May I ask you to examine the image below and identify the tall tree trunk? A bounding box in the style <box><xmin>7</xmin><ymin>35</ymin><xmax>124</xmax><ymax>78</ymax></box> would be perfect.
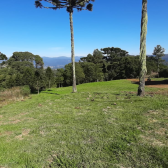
<box><xmin>157</xmin><ymin>59</ymin><xmax>159</xmax><ymax>78</ymax></box>
<box><xmin>49</xmin><ymin>80</ymin><xmax>50</xmax><ymax>88</ymax></box>
<box><xmin>138</xmin><ymin>0</ymin><xmax>148</xmax><ymax>96</ymax></box>
<box><xmin>69</xmin><ymin>11</ymin><xmax>77</xmax><ymax>93</ymax></box>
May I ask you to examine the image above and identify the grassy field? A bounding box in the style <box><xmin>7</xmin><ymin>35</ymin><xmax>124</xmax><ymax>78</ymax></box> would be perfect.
<box><xmin>0</xmin><ymin>79</ymin><xmax>168</xmax><ymax>168</ymax></box>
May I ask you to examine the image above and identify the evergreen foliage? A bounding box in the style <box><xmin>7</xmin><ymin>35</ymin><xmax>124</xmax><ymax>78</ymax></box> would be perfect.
<box><xmin>45</xmin><ymin>67</ymin><xmax>54</xmax><ymax>88</ymax></box>
<box><xmin>0</xmin><ymin>47</ymin><xmax>167</xmax><ymax>92</ymax></box>
<box><xmin>22</xmin><ymin>68</ymin><xmax>34</xmax><ymax>89</ymax></box>
<box><xmin>64</xmin><ymin>62</ymin><xmax>85</xmax><ymax>86</ymax></box>
<box><xmin>0</xmin><ymin>52</ymin><xmax>47</xmax><ymax>93</ymax></box>
<box><xmin>21</xmin><ymin>85</ymin><xmax>30</xmax><ymax>96</ymax></box>
<box><xmin>152</xmin><ymin>45</ymin><xmax>165</xmax><ymax>77</ymax></box>
<box><xmin>55</xmin><ymin>68</ymin><xmax>64</xmax><ymax>88</ymax></box>
<box><xmin>0</xmin><ymin>52</ymin><xmax>7</xmax><ymax>69</ymax></box>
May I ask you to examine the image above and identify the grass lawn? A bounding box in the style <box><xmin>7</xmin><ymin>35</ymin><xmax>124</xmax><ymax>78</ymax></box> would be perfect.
<box><xmin>0</xmin><ymin>79</ymin><xmax>168</xmax><ymax>167</ymax></box>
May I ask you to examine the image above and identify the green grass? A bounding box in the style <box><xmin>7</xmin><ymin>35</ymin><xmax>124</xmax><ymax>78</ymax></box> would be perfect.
<box><xmin>0</xmin><ymin>79</ymin><xmax>168</xmax><ymax>167</ymax></box>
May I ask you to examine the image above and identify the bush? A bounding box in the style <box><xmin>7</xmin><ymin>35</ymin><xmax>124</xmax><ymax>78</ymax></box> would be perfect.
<box><xmin>21</xmin><ymin>85</ymin><xmax>30</xmax><ymax>96</ymax></box>
<box><xmin>159</xmin><ymin>68</ymin><xmax>168</xmax><ymax>78</ymax></box>
<box><xmin>0</xmin><ymin>87</ymin><xmax>5</xmax><ymax>92</ymax></box>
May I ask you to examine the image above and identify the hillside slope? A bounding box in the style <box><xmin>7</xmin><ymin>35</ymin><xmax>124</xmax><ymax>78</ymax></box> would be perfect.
<box><xmin>0</xmin><ymin>80</ymin><xmax>168</xmax><ymax>167</ymax></box>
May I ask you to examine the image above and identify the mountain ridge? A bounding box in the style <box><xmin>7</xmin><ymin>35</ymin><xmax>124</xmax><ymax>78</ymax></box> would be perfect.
<box><xmin>42</xmin><ymin>55</ymin><xmax>168</xmax><ymax>69</ymax></box>
<box><xmin>42</xmin><ymin>56</ymin><xmax>82</xmax><ymax>69</ymax></box>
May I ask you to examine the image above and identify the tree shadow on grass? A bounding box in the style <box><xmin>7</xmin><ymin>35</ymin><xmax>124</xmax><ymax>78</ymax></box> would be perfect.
<box><xmin>42</xmin><ymin>89</ymin><xmax>60</xmax><ymax>95</ymax></box>
<box><xmin>31</xmin><ymin>89</ymin><xmax>60</xmax><ymax>95</ymax></box>
<box><xmin>132</xmin><ymin>79</ymin><xmax>168</xmax><ymax>85</ymax></box>
<box><xmin>42</xmin><ymin>92</ymin><xmax>60</xmax><ymax>95</ymax></box>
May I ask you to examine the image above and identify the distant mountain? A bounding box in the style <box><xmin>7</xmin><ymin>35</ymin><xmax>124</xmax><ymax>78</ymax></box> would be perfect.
<box><xmin>42</xmin><ymin>56</ymin><xmax>83</xmax><ymax>69</ymax></box>
<box><xmin>147</xmin><ymin>54</ymin><xmax>168</xmax><ymax>62</ymax></box>
<box><xmin>162</xmin><ymin>54</ymin><xmax>168</xmax><ymax>62</ymax></box>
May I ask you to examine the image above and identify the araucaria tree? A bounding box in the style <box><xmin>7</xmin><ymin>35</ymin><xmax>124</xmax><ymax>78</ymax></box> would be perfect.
<box><xmin>138</xmin><ymin>0</ymin><xmax>148</xmax><ymax>96</ymax></box>
<box><xmin>152</xmin><ymin>45</ymin><xmax>165</xmax><ymax>77</ymax></box>
<box><xmin>0</xmin><ymin>52</ymin><xmax>7</xmax><ymax>69</ymax></box>
<box><xmin>35</xmin><ymin>0</ymin><xmax>95</xmax><ymax>93</ymax></box>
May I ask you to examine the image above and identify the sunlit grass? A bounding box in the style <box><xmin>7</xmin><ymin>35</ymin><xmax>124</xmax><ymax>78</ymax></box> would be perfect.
<box><xmin>0</xmin><ymin>79</ymin><xmax>168</xmax><ymax>167</ymax></box>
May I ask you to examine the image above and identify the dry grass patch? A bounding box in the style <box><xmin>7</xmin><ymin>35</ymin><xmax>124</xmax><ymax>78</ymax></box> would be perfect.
<box><xmin>140</xmin><ymin>135</ymin><xmax>165</xmax><ymax>147</ymax></box>
<box><xmin>115</xmin><ymin>164</ymin><xmax>131</xmax><ymax>168</ymax></box>
<box><xmin>15</xmin><ymin>129</ymin><xmax>30</xmax><ymax>140</ymax></box>
<box><xmin>148</xmin><ymin>118</ymin><xmax>158</xmax><ymax>123</ymax></box>
<box><xmin>0</xmin><ymin>131</ymin><xmax>13</xmax><ymax>137</ymax></box>
<box><xmin>147</xmin><ymin>110</ymin><xmax>160</xmax><ymax>115</ymax></box>
<box><xmin>0</xmin><ymin>87</ymin><xmax>30</xmax><ymax>107</ymax></box>
<box><xmin>155</xmin><ymin>128</ymin><xmax>166</xmax><ymax>135</ymax></box>
<box><xmin>10</xmin><ymin>120</ymin><xmax>21</xmax><ymax>124</ymax></box>
<box><xmin>140</xmin><ymin>108</ymin><xmax>168</xmax><ymax>148</ymax></box>
<box><xmin>107</xmin><ymin>118</ymin><xmax>116</xmax><ymax>124</ymax></box>
<box><xmin>147</xmin><ymin>90</ymin><xmax>168</xmax><ymax>95</ymax></box>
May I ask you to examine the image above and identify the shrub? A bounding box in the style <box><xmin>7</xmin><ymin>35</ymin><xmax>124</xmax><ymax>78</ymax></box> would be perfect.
<box><xmin>21</xmin><ymin>85</ymin><xmax>30</xmax><ymax>96</ymax></box>
<box><xmin>0</xmin><ymin>87</ymin><xmax>5</xmax><ymax>92</ymax></box>
<box><xmin>159</xmin><ymin>68</ymin><xmax>168</xmax><ymax>78</ymax></box>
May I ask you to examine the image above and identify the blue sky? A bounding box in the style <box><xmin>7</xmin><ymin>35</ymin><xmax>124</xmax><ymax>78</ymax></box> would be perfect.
<box><xmin>0</xmin><ymin>0</ymin><xmax>168</xmax><ymax>58</ymax></box>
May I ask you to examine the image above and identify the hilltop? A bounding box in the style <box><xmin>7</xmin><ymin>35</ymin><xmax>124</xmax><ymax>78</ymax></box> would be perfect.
<box><xmin>0</xmin><ymin>79</ymin><xmax>168</xmax><ymax>167</ymax></box>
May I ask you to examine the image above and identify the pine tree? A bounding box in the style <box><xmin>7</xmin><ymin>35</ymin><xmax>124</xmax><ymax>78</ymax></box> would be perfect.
<box><xmin>22</xmin><ymin>68</ymin><xmax>34</xmax><ymax>89</ymax></box>
<box><xmin>0</xmin><ymin>52</ymin><xmax>7</xmax><ymax>69</ymax></box>
<box><xmin>152</xmin><ymin>45</ymin><xmax>165</xmax><ymax>77</ymax></box>
<box><xmin>15</xmin><ymin>73</ymin><xmax>23</xmax><ymax>86</ymax></box>
<box><xmin>45</xmin><ymin>67</ymin><xmax>54</xmax><ymax>88</ymax></box>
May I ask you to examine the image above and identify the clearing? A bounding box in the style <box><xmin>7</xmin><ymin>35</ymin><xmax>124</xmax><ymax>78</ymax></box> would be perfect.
<box><xmin>0</xmin><ymin>79</ymin><xmax>168</xmax><ymax>167</ymax></box>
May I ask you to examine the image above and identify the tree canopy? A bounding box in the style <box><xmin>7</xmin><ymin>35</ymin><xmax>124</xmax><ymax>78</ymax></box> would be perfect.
<box><xmin>35</xmin><ymin>0</ymin><xmax>95</xmax><ymax>12</ymax></box>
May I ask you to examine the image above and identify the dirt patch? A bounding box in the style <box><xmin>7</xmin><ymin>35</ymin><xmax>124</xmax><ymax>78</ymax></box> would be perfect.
<box><xmin>25</xmin><ymin>117</ymin><xmax>37</xmax><ymax>121</ymax></box>
<box><xmin>15</xmin><ymin>134</ymin><xmax>23</xmax><ymax>140</ymax></box>
<box><xmin>147</xmin><ymin>110</ymin><xmax>160</xmax><ymax>115</ymax></box>
<box><xmin>0</xmin><ymin>115</ymin><xmax>3</xmax><ymax>118</ymax></box>
<box><xmin>155</xmin><ymin>128</ymin><xmax>166</xmax><ymax>135</ymax></box>
<box><xmin>140</xmin><ymin>135</ymin><xmax>165</xmax><ymax>147</ymax></box>
<box><xmin>22</xmin><ymin>129</ymin><xmax>30</xmax><ymax>136</ymax></box>
<box><xmin>11</xmin><ymin>120</ymin><xmax>21</xmax><ymax>124</ymax></box>
<box><xmin>0</xmin><ymin>131</ymin><xmax>13</xmax><ymax>137</ymax></box>
<box><xmin>148</xmin><ymin>118</ymin><xmax>158</xmax><ymax>123</ymax></box>
<box><xmin>15</xmin><ymin>129</ymin><xmax>30</xmax><ymax>140</ymax></box>
<box><xmin>115</xmin><ymin>165</ymin><xmax>131</xmax><ymax>168</ymax></box>
<box><xmin>40</xmin><ymin>131</ymin><xmax>45</xmax><ymax>135</ymax></box>
<box><xmin>4</xmin><ymin>131</ymin><xmax>13</xmax><ymax>135</ymax></box>
<box><xmin>18</xmin><ymin>112</ymin><xmax>28</xmax><ymax>117</ymax></box>
<box><xmin>9</xmin><ymin>113</ymin><xmax>28</xmax><ymax>121</ymax></box>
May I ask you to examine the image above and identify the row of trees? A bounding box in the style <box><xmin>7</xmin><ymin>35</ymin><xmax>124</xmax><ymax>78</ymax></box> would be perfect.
<box><xmin>0</xmin><ymin>52</ymin><xmax>55</xmax><ymax>94</ymax></box>
<box><xmin>0</xmin><ymin>47</ymin><xmax>167</xmax><ymax>93</ymax></box>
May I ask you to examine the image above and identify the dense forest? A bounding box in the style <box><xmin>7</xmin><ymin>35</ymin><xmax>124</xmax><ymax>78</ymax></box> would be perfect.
<box><xmin>0</xmin><ymin>46</ymin><xmax>167</xmax><ymax>93</ymax></box>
